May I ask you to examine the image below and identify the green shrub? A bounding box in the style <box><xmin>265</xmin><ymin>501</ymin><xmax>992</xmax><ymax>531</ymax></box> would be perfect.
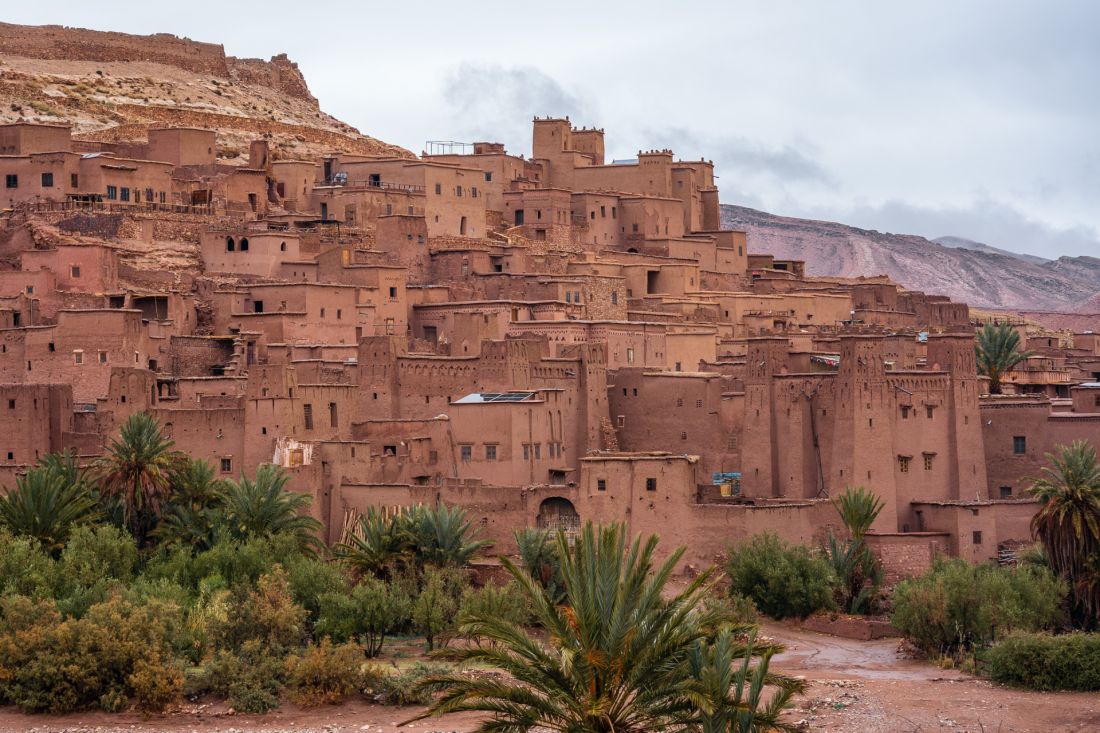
<box><xmin>412</xmin><ymin>568</ymin><xmax>461</xmax><ymax>651</ymax></box>
<box><xmin>725</xmin><ymin>533</ymin><xmax>836</xmax><ymax>619</ymax></box>
<box><xmin>202</xmin><ymin>640</ymin><xmax>286</xmax><ymax>713</ymax></box>
<box><xmin>702</xmin><ymin>592</ymin><xmax>759</xmax><ymax>627</ymax></box>
<box><xmin>206</xmin><ymin>566</ymin><xmax>307</xmax><ymax>656</ymax></box>
<box><xmin>0</xmin><ymin>594</ymin><xmax>180</xmax><ymax>713</ymax></box>
<box><xmin>0</xmin><ymin>532</ymin><xmax>57</xmax><ymax>598</ymax></box>
<box><xmin>315</xmin><ymin>577</ymin><xmax>412</xmax><ymax>656</ymax></box>
<box><xmin>371</xmin><ymin>662</ymin><xmax>451</xmax><ymax>706</ymax></box>
<box><xmin>285</xmin><ymin>554</ymin><xmax>350</xmax><ymax>622</ymax></box>
<box><xmin>892</xmin><ymin>558</ymin><xmax>1066</xmax><ymax>655</ymax></box>
<box><xmin>459</xmin><ymin>581</ymin><xmax>531</xmax><ymax>631</ymax></box>
<box><xmin>284</xmin><ymin>639</ymin><xmax>364</xmax><ymax>705</ymax></box>
<box><xmin>128</xmin><ymin>656</ymin><xmax>184</xmax><ymax>712</ymax></box>
<box><xmin>985</xmin><ymin>632</ymin><xmax>1100</xmax><ymax>690</ymax></box>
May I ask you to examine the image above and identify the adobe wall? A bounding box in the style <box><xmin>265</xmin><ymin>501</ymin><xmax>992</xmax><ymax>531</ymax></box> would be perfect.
<box><xmin>0</xmin><ymin>22</ymin><xmax>230</xmax><ymax>75</ymax></box>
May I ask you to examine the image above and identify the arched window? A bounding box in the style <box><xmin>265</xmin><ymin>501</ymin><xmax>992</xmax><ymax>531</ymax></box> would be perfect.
<box><xmin>240</xmin><ymin>237</ymin><xmax>249</xmax><ymax>251</ymax></box>
<box><xmin>459</xmin><ymin>216</ymin><xmax>467</xmax><ymax>236</ymax></box>
<box><xmin>280</xmin><ymin>241</ymin><xmax>287</xmax><ymax>252</ymax></box>
<box><xmin>226</xmin><ymin>236</ymin><xmax>235</xmax><ymax>251</ymax></box>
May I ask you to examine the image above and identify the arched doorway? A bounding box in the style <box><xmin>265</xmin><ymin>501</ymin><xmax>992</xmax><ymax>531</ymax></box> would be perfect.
<box><xmin>537</xmin><ymin>497</ymin><xmax>580</xmax><ymax>543</ymax></box>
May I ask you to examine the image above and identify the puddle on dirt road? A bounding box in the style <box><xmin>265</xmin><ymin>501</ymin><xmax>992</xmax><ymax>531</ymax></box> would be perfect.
<box><xmin>763</xmin><ymin>624</ymin><xmax>962</xmax><ymax>682</ymax></box>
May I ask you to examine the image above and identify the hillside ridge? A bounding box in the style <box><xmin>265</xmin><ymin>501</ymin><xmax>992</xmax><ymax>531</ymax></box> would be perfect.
<box><xmin>722</xmin><ymin>204</ymin><xmax>1100</xmax><ymax>312</ymax></box>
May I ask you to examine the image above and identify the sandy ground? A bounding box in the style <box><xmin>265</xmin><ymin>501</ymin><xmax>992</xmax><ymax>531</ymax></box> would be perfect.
<box><xmin>1</xmin><ymin>624</ymin><xmax>1098</xmax><ymax>732</ymax></box>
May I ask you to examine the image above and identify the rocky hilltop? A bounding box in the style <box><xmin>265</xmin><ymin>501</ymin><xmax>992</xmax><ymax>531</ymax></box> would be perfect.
<box><xmin>0</xmin><ymin>22</ymin><xmax>410</xmax><ymax>162</ymax></box>
<box><xmin>722</xmin><ymin>204</ymin><xmax>1100</xmax><ymax>312</ymax></box>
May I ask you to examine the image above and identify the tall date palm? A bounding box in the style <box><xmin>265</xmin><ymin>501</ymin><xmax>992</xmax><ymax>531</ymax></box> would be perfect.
<box><xmin>975</xmin><ymin>322</ymin><xmax>1032</xmax><ymax>394</ymax></box>
<box><xmin>1030</xmin><ymin>440</ymin><xmax>1100</xmax><ymax>627</ymax></box>
<box><xmin>408</xmin><ymin>522</ymin><xmax>804</xmax><ymax>732</ymax></box>
<box><xmin>92</xmin><ymin>411</ymin><xmax>185</xmax><ymax>541</ymax></box>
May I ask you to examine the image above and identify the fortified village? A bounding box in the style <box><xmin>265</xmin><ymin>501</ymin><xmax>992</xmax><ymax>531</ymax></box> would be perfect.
<box><xmin>2</xmin><ymin>30</ymin><xmax>1099</xmax><ymax>580</ymax></box>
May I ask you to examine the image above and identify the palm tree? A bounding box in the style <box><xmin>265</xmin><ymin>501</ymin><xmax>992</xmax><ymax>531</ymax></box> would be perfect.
<box><xmin>92</xmin><ymin>412</ymin><xmax>185</xmax><ymax>541</ymax></box>
<box><xmin>1030</xmin><ymin>440</ymin><xmax>1100</xmax><ymax>627</ymax></box>
<box><xmin>154</xmin><ymin>458</ymin><xmax>226</xmax><ymax>550</ymax></box>
<box><xmin>975</xmin><ymin>322</ymin><xmax>1033</xmax><ymax>394</ymax></box>
<box><xmin>831</xmin><ymin>485</ymin><xmax>884</xmax><ymax>541</ymax></box>
<box><xmin>406</xmin><ymin>503</ymin><xmax>492</xmax><ymax>567</ymax></box>
<box><xmin>515</xmin><ymin>527</ymin><xmax>565</xmax><ymax>604</ymax></box>
<box><xmin>823</xmin><ymin>485</ymin><xmax>885</xmax><ymax>614</ymax></box>
<box><xmin>0</xmin><ymin>452</ymin><xmax>99</xmax><ymax>553</ymax></box>
<box><xmin>407</xmin><ymin>523</ymin><xmax>804</xmax><ymax>732</ymax></box>
<box><xmin>335</xmin><ymin>506</ymin><xmax>413</xmax><ymax>577</ymax></box>
<box><xmin>220</xmin><ymin>463</ymin><xmax>323</xmax><ymax>554</ymax></box>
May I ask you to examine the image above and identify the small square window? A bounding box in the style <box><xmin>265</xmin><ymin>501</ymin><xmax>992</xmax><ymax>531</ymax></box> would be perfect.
<box><xmin>5</xmin><ymin>174</ymin><xmax>17</xmax><ymax>189</ymax></box>
<box><xmin>1013</xmin><ymin>436</ymin><xmax>1026</xmax><ymax>455</ymax></box>
<box><xmin>460</xmin><ymin>444</ymin><xmax>473</xmax><ymax>461</ymax></box>
<box><xmin>389</xmin><ymin>286</ymin><xmax>397</xmax><ymax>299</ymax></box>
<box><xmin>41</xmin><ymin>172</ymin><xmax>53</xmax><ymax>187</ymax></box>
<box><xmin>73</xmin><ymin>350</ymin><xmax>83</xmax><ymax>364</ymax></box>
<box><xmin>926</xmin><ymin>405</ymin><xmax>935</xmax><ymax>419</ymax></box>
<box><xmin>645</xmin><ymin>477</ymin><xmax>657</xmax><ymax>492</ymax></box>
<box><xmin>999</xmin><ymin>485</ymin><xmax>1013</xmax><ymax>499</ymax></box>
<box><xmin>220</xmin><ymin>458</ymin><xmax>232</xmax><ymax>473</ymax></box>
<box><xmin>972</xmin><ymin>531</ymin><xmax>983</xmax><ymax>545</ymax></box>
<box><xmin>485</xmin><ymin>444</ymin><xmax>497</xmax><ymax>461</ymax></box>
<box><xmin>597</xmin><ymin>479</ymin><xmax>607</xmax><ymax>491</ymax></box>
<box><xmin>923</xmin><ymin>454</ymin><xmax>934</xmax><ymax>471</ymax></box>
<box><xmin>98</xmin><ymin>351</ymin><xmax>107</xmax><ymax>364</ymax></box>
<box><xmin>533</xmin><ymin>443</ymin><xmax>541</xmax><ymax>459</ymax></box>
<box><xmin>70</xmin><ymin>266</ymin><xmax>81</xmax><ymax>278</ymax></box>
<box><xmin>7</xmin><ymin>399</ymin><xmax>14</xmax><ymax>409</ymax></box>
<box><xmin>899</xmin><ymin>456</ymin><xmax>910</xmax><ymax>473</ymax></box>
<box><xmin>523</xmin><ymin>444</ymin><xmax>530</xmax><ymax>460</ymax></box>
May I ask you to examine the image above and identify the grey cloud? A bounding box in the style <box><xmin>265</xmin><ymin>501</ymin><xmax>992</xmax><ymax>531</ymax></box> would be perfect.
<box><xmin>647</xmin><ymin>127</ymin><xmax>833</xmax><ymax>185</ymax></box>
<box><xmin>441</xmin><ymin>64</ymin><xmax>588</xmax><ymax>156</ymax></box>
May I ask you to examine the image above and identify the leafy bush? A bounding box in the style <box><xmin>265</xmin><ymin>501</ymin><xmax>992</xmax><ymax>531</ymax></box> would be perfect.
<box><xmin>702</xmin><ymin>592</ymin><xmax>759</xmax><ymax>627</ymax></box>
<box><xmin>371</xmin><ymin>662</ymin><xmax>452</xmax><ymax>706</ymax></box>
<box><xmin>459</xmin><ymin>581</ymin><xmax>531</xmax><ymax>631</ymax></box>
<box><xmin>412</xmin><ymin>568</ymin><xmax>463</xmax><ymax>651</ymax></box>
<box><xmin>284</xmin><ymin>639</ymin><xmax>365</xmax><ymax>706</ymax></box>
<box><xmin>0</xmin><ymin>531</ymin><xmax>57</xmax><ymax>598</ymax></box>
<box><xmin>892</xmin><ymin>558</ymin><xmax>1066</xmax><ymax>655</ymax></box>
<box><xmin>0</xmin><ymin>594</ymin><xmax>181</xmax><ymax>713</ymax></box>
<box><xmin>206</xmin><ymin>566</ymin><xmax>307</xmax><ymax>656</ymax></box>
<box><xmin>128</xmin><ymin>656</ymin><xmax>184</xmax><ymax>712</ymax></box>
<box><xmin>985</xmin><ymin>632</ymin><xmax>1100</xmax><ymax>690</ymax></box>
<box><xmin>725</xmin><ymin>533</ymin><xmax>837</xmax><ymax>619</ymax></box>
<box><xmin>315</xmin><ymin>577</ymin><xmax>412</xmax><ymax>656</ymax></box>
<box><xmin>202</xmin><ymin>640</ymin><xmax>286</xmax><ymax>713</ymax></box>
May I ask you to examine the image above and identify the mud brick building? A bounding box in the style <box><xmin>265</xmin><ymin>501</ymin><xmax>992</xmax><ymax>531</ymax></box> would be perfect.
<box><xmin>3</xmin><ymin>116</ymin><xmax>1090</xmax><ymax>578</ymax></box>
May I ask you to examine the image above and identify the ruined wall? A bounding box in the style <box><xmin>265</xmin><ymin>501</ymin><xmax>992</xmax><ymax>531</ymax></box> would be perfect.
<box><xmin>0</xmin><ymin>22</ymin><xmax>230</xmax><ymax>75</ymax></box>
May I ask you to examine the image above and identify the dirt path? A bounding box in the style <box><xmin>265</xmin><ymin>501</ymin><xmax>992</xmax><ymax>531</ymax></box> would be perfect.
<box><xmin>764</xmin><ymin>622</ymin><xmax>1100</xmax><ymax>732</ymax></box>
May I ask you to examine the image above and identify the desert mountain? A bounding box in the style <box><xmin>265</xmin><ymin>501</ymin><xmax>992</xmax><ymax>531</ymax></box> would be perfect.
<box><xmin>722</xmin><ymin>204</ymin><xmax>1100</xmax><ymax>312</ymax></box>
<box><xmin>0</xmin><ymin>22</ymin><xmax>410</xmax><ymax>163</ymax></box>
<box><xmin>933</xmin><ymin>235</ymin><xmax>1050</xmax><ymax>266</ymax></box>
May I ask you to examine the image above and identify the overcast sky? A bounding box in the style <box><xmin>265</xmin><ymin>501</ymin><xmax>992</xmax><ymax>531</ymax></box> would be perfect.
<box><xmin>7</xmin><ymin>1</ymin><xmax>1098</xmax><ymax>258</ymax></box>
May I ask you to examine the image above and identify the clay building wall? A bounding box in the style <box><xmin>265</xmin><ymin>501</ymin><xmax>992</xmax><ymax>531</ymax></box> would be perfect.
<box><xmin>21</xmin><ymin>244</ymin><xmax>119</xmax><ymax>293</ymax></box>
<box><xmin>201</xmin><ymin>230</ymin><xmax>300</xmax><ymax>277</ymax></box>
<box><xmin>271</xmin><ymin>160</ymin><xmax>320</xmax><ymax>211</ymax></box>
<box><xmin>607</xmin><ymin>370</ymin><xmax>736</xmax><ymax>477</ymax></box>
<box><xmin>146</xmin><ymin>128</ymin><xmax>216</xmax><ymax>168</ymax></box>
<box><xmin>78</xmin><ymin>156</ymin><xmax>174</xmax><ymax>205</ymax></box>
<box><xmin>0</xmin><ymin>123</ymin><xmax>72</xmax><ymax>155</ymax></box>
<box><xmin>0</xmin><ymin>383</ymin><xmax>73</xmax><ymax>468</ymax></box>
<box><xmin>0</xmin><ymin>152</ymin><xmax>81</xmax><ymax>205</ymax></box>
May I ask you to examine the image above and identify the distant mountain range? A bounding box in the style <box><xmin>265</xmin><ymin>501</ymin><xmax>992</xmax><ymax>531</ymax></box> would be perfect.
<box><xmin>721</xmin><ymin>204</ymin><xmax>1100</xmax><ymax>312</ymax></box>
